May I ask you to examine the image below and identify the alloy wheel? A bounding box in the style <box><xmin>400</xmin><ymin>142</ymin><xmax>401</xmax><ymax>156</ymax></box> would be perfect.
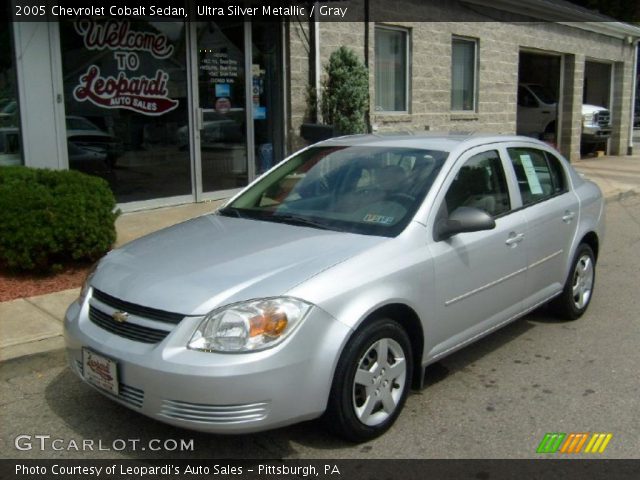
<box><xmin>352</xmin><ymin>338</ymin><xmax>407</xmax><ymax>426</ymax></box>
<box><xmin>572</xmin><ymin>254</ymin><xmax>594</xmax><ymax>310</ymax></box>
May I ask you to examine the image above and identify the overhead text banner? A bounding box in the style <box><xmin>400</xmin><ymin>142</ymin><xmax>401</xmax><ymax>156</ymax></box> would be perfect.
<box><xmin>8</xmin><ymin>0</ymin><xmax>640</xmax><ymax>23</ymax></box>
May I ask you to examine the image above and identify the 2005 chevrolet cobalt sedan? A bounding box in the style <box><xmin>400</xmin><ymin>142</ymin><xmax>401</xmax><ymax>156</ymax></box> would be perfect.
<box><xmin>65</xmin><ymin>134</ymin><xmax>604</xmax><ymax>441</ymax></box>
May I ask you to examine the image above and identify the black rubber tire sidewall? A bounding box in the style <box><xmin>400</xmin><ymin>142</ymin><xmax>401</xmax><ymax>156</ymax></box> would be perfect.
<box><xmin>324</xmin><ymin>318</ymin><xmax>413</xmax><ymax>443</ymax></box>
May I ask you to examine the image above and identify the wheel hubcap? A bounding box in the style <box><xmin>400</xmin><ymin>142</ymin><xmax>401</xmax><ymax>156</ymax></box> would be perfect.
<box><xmin>352</xmin><ymin>338</ymin><xmax>407</xmax><ymax>426</ymax></box>
<box><xmin>572</xmin><ymin>254</ymin><xmax>594</xmax><ymax>310</ymax></box>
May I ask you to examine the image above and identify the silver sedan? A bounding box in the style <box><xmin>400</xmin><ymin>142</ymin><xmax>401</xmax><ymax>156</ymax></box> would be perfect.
<box><xmin>64</xmin><ymin>134</ymin><xmax>604</xmax><ymax>442</ymax></box>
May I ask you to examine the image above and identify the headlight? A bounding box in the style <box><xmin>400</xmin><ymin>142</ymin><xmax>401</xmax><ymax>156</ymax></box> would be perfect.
<box><xmin>582</xmin><ymin>112</ymin><xmax>595</xmax><ymax>126</ymax></box>
<box><xmin>78</xmin><ymin>262</ymin><xmax>99</xmax><ymax>305</ymax></box>
<box><xmin>188</xmin><ymin>297</ymin><xmax>312</xmax><ymax>353</ymax></box>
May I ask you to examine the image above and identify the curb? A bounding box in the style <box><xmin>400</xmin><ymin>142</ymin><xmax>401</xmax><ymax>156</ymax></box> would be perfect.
<box><xmin>0</xmin><ymin>336</ymin><xmax>64</xmax><ymax>363</ymax></box>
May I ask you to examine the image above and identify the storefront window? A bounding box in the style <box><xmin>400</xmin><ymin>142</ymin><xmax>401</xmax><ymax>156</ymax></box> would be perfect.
<box><xmin>0</xmin><ymin>21</ymin><xmax>22</xmax><ymax>166</ymax></box>
<box><xmin>61</xmin><ymin>18</ymin><xmax>190</xmax><ymax>203</ymax></box>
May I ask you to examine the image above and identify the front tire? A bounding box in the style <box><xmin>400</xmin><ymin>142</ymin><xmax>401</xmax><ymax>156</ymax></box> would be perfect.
<box><xmin>324</xmin><ymin>318</ymin><xmax>413</xmax><ymax>442</ymax></box>
<box><xmin>551</xmin><ymin>243</ymin><xmax>596</xmax><ymax>320</ymax></box>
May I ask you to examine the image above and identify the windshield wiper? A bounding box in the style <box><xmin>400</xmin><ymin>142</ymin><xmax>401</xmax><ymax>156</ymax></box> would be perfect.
<box><xmin>270</xmin><ymin>213</ymin><xmax>334</xmax><ymax>231</ymax></box>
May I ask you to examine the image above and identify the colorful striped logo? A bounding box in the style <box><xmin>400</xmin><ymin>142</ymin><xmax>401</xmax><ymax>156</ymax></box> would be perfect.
<box><xmin>537</xmin><ymin>433</ymin><xmax>613</xmax><ymax>454</ymax></box>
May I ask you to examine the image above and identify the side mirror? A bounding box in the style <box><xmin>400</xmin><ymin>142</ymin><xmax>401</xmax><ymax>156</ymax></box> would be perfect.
<box><xmin>435</xmin><ymin>206</ymin><xmax>496</xmax><ymax>241</ymax></box>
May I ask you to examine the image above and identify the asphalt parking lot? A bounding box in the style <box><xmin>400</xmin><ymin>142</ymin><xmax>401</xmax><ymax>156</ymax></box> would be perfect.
<box><xmin>0</xmin><ymin>195</ymin><xmax>638</xmax><ymax>460</ymax></box>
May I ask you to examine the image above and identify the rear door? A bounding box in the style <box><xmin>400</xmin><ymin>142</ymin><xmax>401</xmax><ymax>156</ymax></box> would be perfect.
<box><xmin>503</xmin><ymin>144</ymin><xmax>579</xmax><ymax>306</ymax></box>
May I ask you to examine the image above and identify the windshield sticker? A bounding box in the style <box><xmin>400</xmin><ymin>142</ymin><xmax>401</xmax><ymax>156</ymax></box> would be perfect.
<box><xmin>519</xmin><ymin>154</ymin><xmax>544</xmax><ymax>195</ymax></box>
<box><xmin>363</xmin><ymin>214</ymin><xmax>394</xmax><ymax>225</ymax></box>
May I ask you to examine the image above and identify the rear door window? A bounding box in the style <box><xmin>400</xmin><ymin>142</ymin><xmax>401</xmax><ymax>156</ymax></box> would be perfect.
<box><xmin>507</xmin><ymin>147</ymin><xmax>564</xmax><ymax>206</ymax></box>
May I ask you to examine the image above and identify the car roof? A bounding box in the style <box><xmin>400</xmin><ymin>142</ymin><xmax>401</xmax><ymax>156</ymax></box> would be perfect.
<box><xmin>314</xmin><ymin>133</ymin><xmax>549</xmax><ymax>153</ymax></box>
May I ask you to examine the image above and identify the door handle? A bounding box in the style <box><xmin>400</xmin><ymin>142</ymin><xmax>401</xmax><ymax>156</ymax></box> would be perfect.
<box><xmin>562</xmin><ymin>210</ymin><xmax>576</xmax><ymax>223</ymax></box>
<box><xmin>505</xmin><ymin>233</ymin><xmax>525</xmax><ymax>247</ymax></box>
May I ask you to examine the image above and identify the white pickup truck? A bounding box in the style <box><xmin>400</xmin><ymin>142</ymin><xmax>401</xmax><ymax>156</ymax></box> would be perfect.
<box><xmin>517</xmin><ymin>83</ymin><xmax>611</xmax><ymax>148</ymax></box>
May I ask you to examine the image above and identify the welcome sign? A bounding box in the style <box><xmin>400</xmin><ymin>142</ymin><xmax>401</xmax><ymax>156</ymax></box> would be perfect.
<box><xmin>72</xmin><ymin>20</ymin><xmax>179</xmax><ymax>116</ymax></box>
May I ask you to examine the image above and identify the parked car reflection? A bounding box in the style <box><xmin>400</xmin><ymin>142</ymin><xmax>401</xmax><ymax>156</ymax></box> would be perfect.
<box><xmin>0</xmin><ymin>127</ymin><xmax>21</xmax><ymax>165</ymax></box>
<box><xmin>66</xmin><ymin>116</ymin><xmax>123</xmax><ymax>168</ymax></box>
<box><xmin>0</xmin><ymin>100</ymin><xmax>18</xmax><ymax>127</ymax></box>
<box><xmin>67</xmin><ymin>141</ymin><xmax>109</xmax><ymax>172</ymax></box>
<box><xmin>177</xmin><ymin>111</ymin><xmax>243</xmax><ymax>150</ymax></box>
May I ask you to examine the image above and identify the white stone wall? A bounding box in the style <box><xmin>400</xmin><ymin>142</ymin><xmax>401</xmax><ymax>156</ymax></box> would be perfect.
<box><xmin>287</xmin><ymin>0</ymin><xmax>637</xmax><ymax>161</ymax></box>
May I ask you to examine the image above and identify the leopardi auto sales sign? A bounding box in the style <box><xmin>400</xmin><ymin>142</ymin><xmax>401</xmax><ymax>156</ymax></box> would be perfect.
<box><xmin>72</xmin><ymin>20</ymin><xmax>179</xmax><ymax>116</ymax></box>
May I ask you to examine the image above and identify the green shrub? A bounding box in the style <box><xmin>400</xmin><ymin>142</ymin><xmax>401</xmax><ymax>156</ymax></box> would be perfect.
<box><xmin>0</xmin><ymin>166</ymin><xmax>118</xmax><ymax>271</ymax></box>
<box><xmin>320</xmin><ymin>46</ymin><xmax>369</xmax><ymax>135</ymax></box>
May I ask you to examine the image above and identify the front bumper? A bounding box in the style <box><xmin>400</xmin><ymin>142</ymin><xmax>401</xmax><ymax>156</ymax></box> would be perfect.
<box><xmin>582</xmin><ymin>125</ymin><xmax>611</xmax><ymax>143</ymax></box>
<box><xmin>64</xmin><ymin>294</ymin><xmax>351</xmax><ymax>434</ymax></box>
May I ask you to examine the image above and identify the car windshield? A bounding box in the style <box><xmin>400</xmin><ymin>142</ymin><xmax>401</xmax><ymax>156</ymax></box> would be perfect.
<box><xmin>220</xmin><ymin>146</ymin><xmax>448</xmax><ymax>237</ymax></box>
<box><xmin>527</xmin><ymin>85</ymin><xmax>556</xmax><ymax>104</ymax></box>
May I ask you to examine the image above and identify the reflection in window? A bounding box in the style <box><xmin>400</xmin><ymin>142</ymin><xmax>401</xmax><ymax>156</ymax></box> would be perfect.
<box><xmin>0</xmin><ymin>21</ymin><xmax>22</xmax><ymax>166</ymax></box>
<box><xmin>225</xmin><ymin>146</ymin><xmax>448</xmax><ymax>237</ymax></box>
<box><xmin>508</xmin><ymin>147</ymin><xmax>565</xmax><ymax>206</ymax></box>
<box><xmin>445</xmin><ymin>150</ymin><xmax>510</xmax><ymax>217</ymax></box>
<box><xmin>60</xmin><ymin>18</ymin><xmax>190</xmax><ymax>203</ymax></box>
<box><xmin>197</xmin><ymin>21</ymin><xmax>248</xmax><ymax>192</ymax></box>
<box><xmin>451</xmin><ymin>37</ymin><xmax>477</xmax><ymax>111</ymax></box>
<box><xmin>375</xmin><ymin>26</ymin><xmax>409</xmax><ymax>112</ymax></box>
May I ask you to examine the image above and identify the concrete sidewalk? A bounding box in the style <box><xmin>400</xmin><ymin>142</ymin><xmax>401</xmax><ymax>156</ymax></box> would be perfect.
<box><xmin>1</xmin><ymin>155</ymin><xmax>638</xmax><ymax>362</ymax></box>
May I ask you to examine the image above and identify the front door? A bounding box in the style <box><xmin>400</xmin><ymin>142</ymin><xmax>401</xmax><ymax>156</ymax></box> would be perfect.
<box><xmin>428</xmin><ymin>147</ymin><xmax>528</xmax><ymax>357</ymax></box>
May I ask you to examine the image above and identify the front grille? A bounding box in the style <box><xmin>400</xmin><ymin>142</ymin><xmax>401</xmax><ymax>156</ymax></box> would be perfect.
<box><xmin>93</xmin><ymin>289</ymin><xmax>184</xmax><ymax>324</ymax></box>
<box><xmin>160</xmin><ymin>399</ymin><xmax>270</xmax><ymax>424</ymax></box>
<box><xmin>89</xmin><ymin>305</ymin><xmax>170</xmax><ymax>344</ymax></box>
<box><xmin>597</xmin><ymin>110</ymin><xmax>611</xmax><ymax>127</ymax></box>
<box><xmin>75</xmin><ymin>360</ymin><xmax>145</xmax><ymax>408</ymax></box>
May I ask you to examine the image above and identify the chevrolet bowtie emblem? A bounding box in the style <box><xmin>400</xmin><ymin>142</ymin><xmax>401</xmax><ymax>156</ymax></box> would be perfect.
<box><xmin>112</xmin><ymin>311</ymin><xmax>129</xmax><ymax>323</ymax></box>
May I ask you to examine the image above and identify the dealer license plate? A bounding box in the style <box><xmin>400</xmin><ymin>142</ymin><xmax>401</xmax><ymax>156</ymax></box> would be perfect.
<box><xmin>82</xmin><ymin>348</ymin><xmax>119</xmax><ymax>396</ymax></box>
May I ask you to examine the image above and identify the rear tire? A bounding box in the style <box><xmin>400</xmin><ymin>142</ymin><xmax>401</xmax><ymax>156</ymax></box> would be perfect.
<box><xmin>550</xmin><ymin>244</ymin><xmax>596</xmax><ymax>320</ymax></box>
<box><xmin>324</xmin><ymin>318</ymin><xmax>413</xmax><ymax>442</ymax></box>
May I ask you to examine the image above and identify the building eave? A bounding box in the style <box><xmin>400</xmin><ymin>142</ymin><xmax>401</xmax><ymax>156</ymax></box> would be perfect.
<box><xmin>461</xmin><ymin>0</ymin><xmax>640</xmax><ymax>40</ymax></box>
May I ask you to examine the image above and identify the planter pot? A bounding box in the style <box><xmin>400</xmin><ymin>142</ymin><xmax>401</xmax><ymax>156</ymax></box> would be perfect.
<box><xmin>300</xmin><ymin>123</ymin><xmax>337</xmax><ymax>143</ymax></box>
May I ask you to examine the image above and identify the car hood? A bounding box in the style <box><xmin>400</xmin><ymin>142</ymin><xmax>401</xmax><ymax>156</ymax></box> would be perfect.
<box><xmin>91</xmin><ymin>214</ymin><xmax>386</xmax><ymax>316</ymax></box>
<box><xmin>582</xmin><ymin>104</ymin><xmax>608</xmax><ymax>114</ymax></box>
<box><xmin>67</xmin><ymin>129</ymin><xmax>113</xmax><ymax>139</ymax></box>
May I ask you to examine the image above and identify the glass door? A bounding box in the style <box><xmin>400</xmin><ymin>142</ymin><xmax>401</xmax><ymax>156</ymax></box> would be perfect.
<box><xmin>251</xmin><ymin>22</ymin><xmax>285</xmax><ymax>176</ymax></box>
<box><xmin>196</xmin><ymin>21</ymin><xmax>248</xmax><ymax>194</ymax></box>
